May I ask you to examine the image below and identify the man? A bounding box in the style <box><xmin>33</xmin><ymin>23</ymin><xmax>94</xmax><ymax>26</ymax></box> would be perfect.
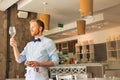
<box><xmin>10</xmin><ymin>19</ymin><xmax>59</xmax><ymax>80</ymax></box>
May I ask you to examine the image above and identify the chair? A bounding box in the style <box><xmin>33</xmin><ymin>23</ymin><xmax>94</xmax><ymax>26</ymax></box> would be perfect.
<box><xmin>76</xmin><ymin>73</ymin><xmax>88</xmax><ymax>79</ymax></box>
<box><xmin>56</xmin><ymin>74</ymin><xmax>73</xmax><ymax>80</ymax></box>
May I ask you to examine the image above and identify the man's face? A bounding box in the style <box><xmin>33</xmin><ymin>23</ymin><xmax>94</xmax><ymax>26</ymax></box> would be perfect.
<box><xmin>30</xmin><ymin>21</ymin><xmax>41</xmax><ymax>36</ymax></box>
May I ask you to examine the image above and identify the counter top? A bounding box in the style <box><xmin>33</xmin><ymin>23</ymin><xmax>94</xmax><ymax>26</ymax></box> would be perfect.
<box><xmin>51</xmin><ymin>63</ymin><xmax>103</xmax><ymax>68</ymax></box>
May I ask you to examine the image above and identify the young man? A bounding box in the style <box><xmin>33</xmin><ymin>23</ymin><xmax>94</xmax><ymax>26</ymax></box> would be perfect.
<box><xmin>10</xmin><ymin>19</ymin><xmax>59</xmax><ymax>80</ymax></box>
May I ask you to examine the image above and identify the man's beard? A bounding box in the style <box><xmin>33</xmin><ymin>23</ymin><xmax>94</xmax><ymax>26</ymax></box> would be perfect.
<box><xmin>31</xmin><ymin>29</ymin><xmax>40</xmax><ymax>36</ymax></box>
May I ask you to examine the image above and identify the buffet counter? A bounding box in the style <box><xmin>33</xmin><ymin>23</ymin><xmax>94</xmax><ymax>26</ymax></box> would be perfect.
<box><xmin>49</xmin><ymin>63</ymin><xmax>104</xmax><ymax>79</ymax></box>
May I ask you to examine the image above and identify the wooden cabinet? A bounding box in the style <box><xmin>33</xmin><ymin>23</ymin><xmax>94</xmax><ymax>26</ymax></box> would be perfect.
<box><xmin>56</xmin><ymin>40</ymin><xmax>77</xmax><ymax>54</ymax></box>
<box><xmin>106</xmin><ymin>38</ymin><xmax>120</xmax><ymax>61</ymax></box>
<box><xmin>56</xmin><ymin>40</ymin><xmax>77</xmax><ymax>64</ymax></box>
<box><xmin>105</xmin><ymin>36</ymin><xmax>120</xmax><ymax>77</ymax></box>
<box><xmin>56</xmin><ymin>43</ymin><xmax>62</xmax><ymax>51</ymax></box>
<box><xmin>68</xmin><ymin>40</ymin><xmax>77</xmax><ymax>53</ymax></box>
<box><xmin>75</xmin><ymin>40</ymin><xmax>94</xmax><ymax>63</ymax></box>
<box><xmin>61</xmin><ymin>42</ymin><xmax>68</xmax><ymax>55</ymax></box>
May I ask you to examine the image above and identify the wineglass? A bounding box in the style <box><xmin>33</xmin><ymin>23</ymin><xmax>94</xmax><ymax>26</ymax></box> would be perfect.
<box><xmin>9</xmin><ymin>26</ymin><xmax>16</xmax><ymax>37</ymax></box>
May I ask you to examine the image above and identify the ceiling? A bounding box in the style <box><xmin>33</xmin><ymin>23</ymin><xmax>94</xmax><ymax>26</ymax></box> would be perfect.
<box><xmin>0</xmin><ymin>0</ymin><xmax>19</xmax><ymax>11</ymax></box>
<box><xmin>17</xmin><ymin>0</ymin><xmax>120</xmax><ymax>28</ymax></box>
<box><xmin>0</xmin><ymin>0</ymin><xmax>120</xmax><ymax>41</ymax></box>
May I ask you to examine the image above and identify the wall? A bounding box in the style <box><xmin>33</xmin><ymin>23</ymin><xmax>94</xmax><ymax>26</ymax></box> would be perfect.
<box><xmin>0</xmin><ymin>4</ymin><xmax>37</xmax><ymax>79</ymax></box>
<box><xmin>77</xmin><ymin>26</ymin><xmax>120</xmax><ymax>44</ymax></box>
<box><xmin>8</xmin><ymin>4</ymin><xmax>37</xmax><ymax>79</ymax></box>
<box><xmin>0</xmin><ymin>11</ymin><xmax>7</xmax><ymax>80</ymax></box>
<box><xmin>55</xmin><ymin>26</ymin><xmax>120</xmax><ymax>44</ymax></box>
<box><xmin>55</xmin><ymin>26</ymin><xmax>120</xmax><ymax>77</ymax></box>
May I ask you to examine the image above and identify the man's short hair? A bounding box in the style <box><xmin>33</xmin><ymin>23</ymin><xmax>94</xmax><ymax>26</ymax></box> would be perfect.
<box><xmin>30</xmin><ymin>19</ymin><xmax>44</xmax><ymax>32</ymax></box>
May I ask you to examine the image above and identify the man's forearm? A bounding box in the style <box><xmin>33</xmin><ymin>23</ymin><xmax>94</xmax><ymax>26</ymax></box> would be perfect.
<box><xmin>39</xmin><ymin>61</ymin><xmax>54</xmax><ymax>67</ymax></box>
<box><xmin>26</xmin><ymin>61</ymin><xmax>55</xmax><ymax>67</ymax></box>
<box><xmin>13</xmin><ymin>47</ymin><xmax>20</xmax><ymax>61</ymax></box>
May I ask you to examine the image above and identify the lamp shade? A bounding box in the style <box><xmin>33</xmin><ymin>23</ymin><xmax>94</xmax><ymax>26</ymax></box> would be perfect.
<box><xmin>40</xmin><ymin>13</ymin><xmax>50</xmax><ymax>30</ymax></box>
<box><xmin>76</xmin><ymin>20</ymin><xmax>85</xmax><ymax>35</ymax></box>
<box><xmin>80</xmin><ymin>0</ymin><xmax>93</xmax><ymax>17</ymax></box>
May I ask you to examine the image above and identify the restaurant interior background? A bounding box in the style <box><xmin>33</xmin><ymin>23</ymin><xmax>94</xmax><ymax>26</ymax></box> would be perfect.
<box><xmin>0</xmin><ymin>0</ymin><xmax>120</xmax><ymax>80</ymax></box>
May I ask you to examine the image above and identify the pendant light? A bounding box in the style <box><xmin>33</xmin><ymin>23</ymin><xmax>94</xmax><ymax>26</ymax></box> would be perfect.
<box><xmin>40</xmin><ymin>13</ymin><xmax>50</xmax><ymax>30</ymax></box>
<box><xmin>76</xmin><ymin>20</ymin><xmax>86</xmax><ymax>35</ymax></box>
<box><xmin>80</xmin><ymin>0</ymin><xmax>93</xmax><ymax>17</ymax></box>
<box><xmin>39</xmin><ymin>2</ymin><xmax>50</xmax><ymax>31</ymax></box>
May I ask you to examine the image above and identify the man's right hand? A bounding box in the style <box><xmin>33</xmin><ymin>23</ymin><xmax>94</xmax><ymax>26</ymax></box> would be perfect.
<box><xmin>25</xmin><ymin>61</ymin><xmax>39</xmax><ymax>72</ymax></box>
<box><xmin>10</xmin><ymin>37</ymin><xmax>17</xmax><ymax>48</ymax></box>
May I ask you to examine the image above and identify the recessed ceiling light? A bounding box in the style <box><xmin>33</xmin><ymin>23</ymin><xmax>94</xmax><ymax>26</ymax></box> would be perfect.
<box><xmin>43</xmin><ymin>2</ymin><xmax>48</xmax><ymax>5</ymax></box>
